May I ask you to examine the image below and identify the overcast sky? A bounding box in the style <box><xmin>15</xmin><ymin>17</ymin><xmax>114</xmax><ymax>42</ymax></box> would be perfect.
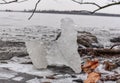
<box><xmin>0</xmin><ymin>0</ymin><xmax>120</xmax><ymax>14</ymax></box>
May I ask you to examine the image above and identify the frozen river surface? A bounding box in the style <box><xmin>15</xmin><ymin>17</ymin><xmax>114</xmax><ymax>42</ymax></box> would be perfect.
<box><xmin>0</xmin><ymin>12</ymin><xmax>120</xmax><ymax>28</ymax></box>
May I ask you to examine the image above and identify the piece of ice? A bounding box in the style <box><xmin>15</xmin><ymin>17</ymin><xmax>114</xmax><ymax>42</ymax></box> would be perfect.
<box><xmin>26</xmin><ymin>78</ymin><xmax>40</xmax><ymax>83</ymax></box>
<box><xmin>25</xmin><ymin>18</ymin><xmax>81</xmax><ymax>73</ymax></box>
<box><xmin>49</xmin><ymin>18</ymin><xmax>81</xmax><ymax>73</ymax></box>
<box><xmin>58</xmin><ymin>18</ymin><xmax>81</xmax><ymax>73</ymax></box>
<box><xmin>25</xmin><ymin>41</ymin><xmax>48</xmax><ymax>69</ymax></box>
<box><xmin>12</xmin><ymin>76</ymin><xmax>24</xmax><ymax>81</ymax></box>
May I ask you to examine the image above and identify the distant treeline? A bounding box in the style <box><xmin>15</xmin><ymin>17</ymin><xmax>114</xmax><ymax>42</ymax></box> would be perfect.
<box><xmin>1</xmin><ymin>9</ymin><xmax>120</xmax><ymax>17</ymax></box>
<box><xmin>24</xmin><ymin>10</ymin><xmax>91</xmax><ymax>15</ymax></box>
<box><xmin>23</xmin><ymin>10</ymin><xmax>120</xmax><ymax>17</ymax></box>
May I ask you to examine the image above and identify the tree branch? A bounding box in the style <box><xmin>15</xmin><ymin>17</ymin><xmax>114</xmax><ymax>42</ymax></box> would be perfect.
<box><xmin>0</xmin><ymin>0</ymin><xmax>28</xmax><ymax>4</ymax></box>
<box><xmin>72</xmin><ymin>0</ymin><xmax>120</xmax><ymax>14</ymax></box>
<box><xmin>92</xmin><ymin>1</ymin><xmax>120</xmax><ymax>13</ymax></box>
<box><xmin>28</xmin><ymin>0</ymin><xmax>41</xmax><ymax>20</ymax></box>
<box><xmin>17</xmin><ymin>0</ymin><xmax>28</xmax><ymax>3</ymax></box>
<box><xmin>0</xmin><ymin>0</ymin><xmax>18</xmax><ymax>4</ymax></box>
<box><xmin>72</xmin><ymin>0</ymin><xmax>101</xmax><ymax>8</ymax></box>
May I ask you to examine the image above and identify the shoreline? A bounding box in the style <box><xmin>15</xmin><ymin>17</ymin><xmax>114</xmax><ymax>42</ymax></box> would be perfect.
<box><xmin>1</xmin><ymin>10</ymin><xmax>120</xmax><ymax>18</ymax></box>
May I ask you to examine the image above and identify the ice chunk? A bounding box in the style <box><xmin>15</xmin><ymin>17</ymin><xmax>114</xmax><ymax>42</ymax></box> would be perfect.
<box><xmin>25</xmin><ymin>41</ymin><xmax>48</xmax><ymax>69</ymax></box>
<box><xmin>25</xmin><ymin>18</ymin><xmax>81</xmax><ymax>73</ymax></box>
<box><xmin>55</xmin><ymin>18</ymin><xmax>81</xmax><ymax>73</ymax></box>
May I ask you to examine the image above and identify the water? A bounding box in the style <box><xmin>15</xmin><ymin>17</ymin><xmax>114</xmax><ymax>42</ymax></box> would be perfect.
<box><xmin>0</xmin><ymin>12</ymin><xmax>120</xmax><ymax>28</ymax></box>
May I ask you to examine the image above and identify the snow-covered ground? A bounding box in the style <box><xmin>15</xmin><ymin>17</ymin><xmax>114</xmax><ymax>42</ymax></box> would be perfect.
<box><xmin>0</xmin><ymin>57</ymin><xmax>118</xmax><ymax>83</ymax></box>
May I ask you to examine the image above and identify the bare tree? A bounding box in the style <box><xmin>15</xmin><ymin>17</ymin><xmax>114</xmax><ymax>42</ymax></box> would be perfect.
<box><xmin>71</xmin><ymin>0</ymin><xmax>120</xmax><ymax>13</ymax></box>
<box><xmin>0</xmin><ymin>0</ymin><xmax>28</xmax><ymax>4</ymax></box>
<box><xmin>28</xmin><ymin>0</ymin><xmax>41</xmax><ymax>20</ymax></box>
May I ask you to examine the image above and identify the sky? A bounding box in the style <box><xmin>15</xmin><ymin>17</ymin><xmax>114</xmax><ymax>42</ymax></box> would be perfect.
<box><xmin>0</xmin><ymin>0</ymin><xmax>120</xmax><ymax>14</ymax></box>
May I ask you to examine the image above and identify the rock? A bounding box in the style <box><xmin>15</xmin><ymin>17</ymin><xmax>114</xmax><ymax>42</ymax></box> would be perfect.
<box><xmin>0</xmin><ymin>40</ymin><xmax>27</xmax><ymax>60</ymax></box>
<box><xmin>47</xmin><ymin>65</ymin><xmax>74</xmax><ymax>74</ymax></box>
<box><xmin>110</xmin><ymin>36</ymin><xmax>120</xmax><ymax>43</ymax></box>
<box><xmin>116</xmin><ymin>61</ymin><xmax>120</xmax><ymax>67</ymax></box>
<box><xmin>0</xmin><ymin>52</ymin><xmax>28</xmax><ymax>60</ymax></box>
<box><xmin>110</xmin><ymin>36</ymin><xmax>120</xmax><ymax>42</ymax></box>
<box><xmin>21</xmin><ymin>61</ymin><xmax>33</xmax><ymax>64</ymax></box>
<box><xmin>71</xmin><ymin>75</ymin><xmax>77</xmax><ymax>78</ymax></box>
<box><xmin>73</xmin><ymin>79</ymin><xmax>83</xmax><ymax>83</ymax></box>
<box><xmin>103</xmin><ymin>61</ymin><xmax>118</xmax><ymax>71</ymax></box>
<box><xmin>77</xmin><ymin>31</ymin><xmax>99</xmax><ymax>48</ymax></box>
<box><xmin>46</xmin><ymin>76</ymin><xmax>56</xmax><ymax>79</ymax></box>
<box><xmin>0</xmin><ymin>40</ymin><xmax>25</xmax><ymax>47</ymax></box>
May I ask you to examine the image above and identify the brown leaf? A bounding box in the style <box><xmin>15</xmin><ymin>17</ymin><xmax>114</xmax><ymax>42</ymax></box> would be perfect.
<box><xmin>84</xmin><ymin>72</ymin><xmax>101</xmax><ymax>83</ymax></box>
<box><xmin>103</xmin><ymin>61</ymin><xmax>117</xmax><ymax>71</ymax></box>
<box><xmin>82</xmin><ymin>59</ymin><xmax>99</xmax><ymax>73</ymax></box>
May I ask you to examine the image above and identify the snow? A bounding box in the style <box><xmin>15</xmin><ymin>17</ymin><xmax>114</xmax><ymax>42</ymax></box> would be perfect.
<box><xmin>12</xmin><ymin>77</ymin><xmax>24</xmax><ymax>81</ymax></box>
<box><xmin>104</xmin><ymin>81</ymin><xmax>116</xmax><ymax>83</ymax></box>
<box><xmin>77</xmin><ymin>74</ymin><xmax>87</xmax><ymax>80</ymax></box>
<box><xmin>113</xmin><ymin>67</ymin><xmax>120</xmax><ymax>74</ymax></box>
<box><xmin>26</xmin><ymin>78</ymin><xmax>40</xmax><ymax>83</ymax></box>
<box><xmin>0</xmin><ymin>71</ymin><xmax>17</xmax><ymax>79</ymax></box>
<box><xmin>0</xmin><ymin>62</ymin><xmax>54</xmax><ymax>77</ymax></box>
<box><xmin>52</xmin><ymin>78</ymin><xmax>74</xmax><ymax>83</ymax></box>
<box><xmin>0</xmin><ymin>68</ymin><xmax>18</xmax><ymax>79</ymax></box>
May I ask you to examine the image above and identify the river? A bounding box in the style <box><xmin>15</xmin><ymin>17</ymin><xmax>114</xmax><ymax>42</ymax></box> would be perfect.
<box><xmin>0</xmin><ymin>12</ymin><xmax>120</xmax><ymax>28</ymax></box>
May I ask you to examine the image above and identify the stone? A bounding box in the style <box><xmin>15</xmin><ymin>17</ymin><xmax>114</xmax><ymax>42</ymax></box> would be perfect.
<box><xmin>0</xmin><ymin>40</ymin><xmax>27</xmax><ymax>60</ymax></box>
<box><xmin>77</xmin><ymin>31</ymin><xmax>98</xmax><ymax>48</ymax></box>
<box><xmin>110</xmin><ymin>36</ymin><xmax>120</xmax><ymax>43</ymax></box>
<box><xmin>73</xmin><ymin>79</ymin><xmax>83</xmax><ymax>83</ymax></box>
<box><xmin>0</xmin><ymin>52</ymin><xmax>28</xmax><ymax>60</ymax></box>
<box><xmin>47</xmin><ymin>65</ymin><xmax>74</xmax><ymax>74</ymax></box>
<box><xmin>0</xmin><ymin>40</ymin><xmax>25</xmax><ymax>47</ymax></box>
<box><xmin>103</xmin><ymin>61</ymin><xmax>117</xmax><ymax>71</ymax></box>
